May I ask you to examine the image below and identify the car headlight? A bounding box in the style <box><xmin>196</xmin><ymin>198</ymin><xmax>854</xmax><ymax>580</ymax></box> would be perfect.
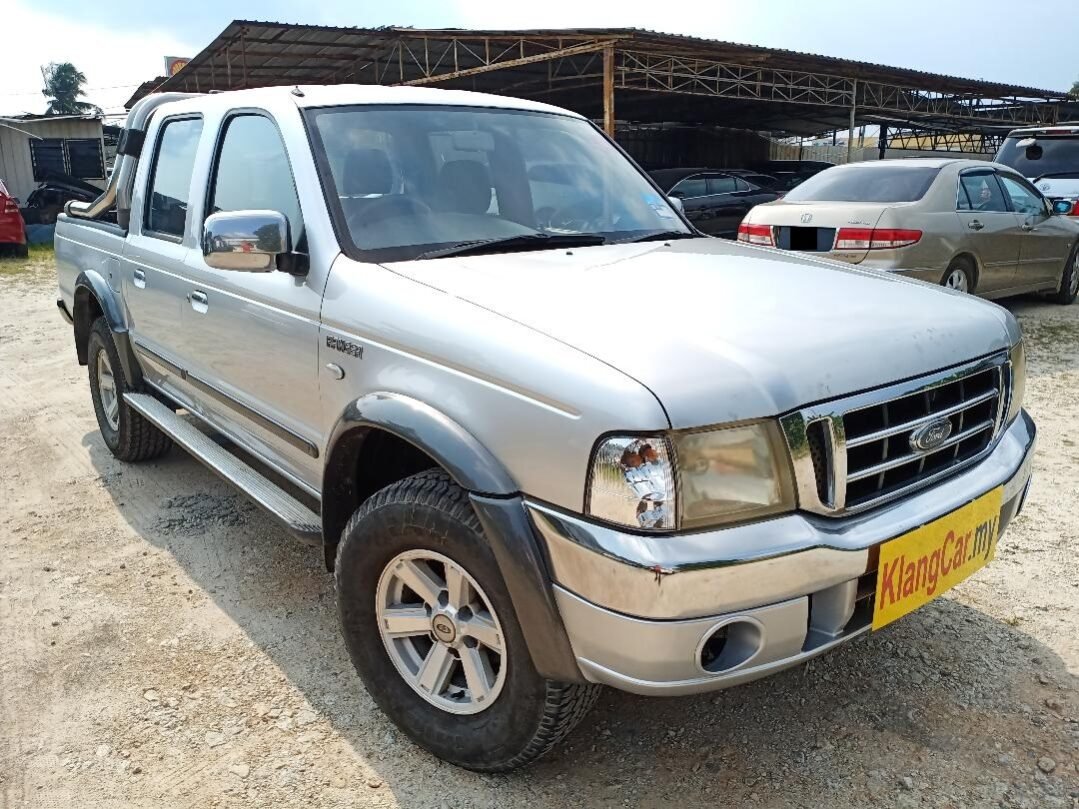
<box><xmin>1007</xmin><ymin>340</ymin><xmax>1026</xmax><ymax>425</ymax></box>
<box><xmin>586</xmin><ymin>422</ymin><xmax>795</xmax><ymax>532</ymax></box>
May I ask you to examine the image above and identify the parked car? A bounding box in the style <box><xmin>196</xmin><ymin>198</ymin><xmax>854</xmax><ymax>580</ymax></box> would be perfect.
<box><xmin>739</xmin><ymin>159</ymin><xmax>1079</xmax><ymax>303</ymax></box>
<box><xmin>750</xmin><ymin>159</ymin><xmax>834</xmax><ymax>190</ymax></box>
<box><xmin>0</xmin><ymin>178</ymin><xmax>28</xmax><ymax>258</ymax></box>
<box><xmin>722</xmin><ymin>168</ymin><xmax>787</xmax><ymax>192</ymax></box>
<box><xmin>648</xmin><ymin>168</ymin><xmax>780</xmax><ymax>237</ymax></box>
<box><xmin>57</xmin><ymin>87</ymin><xmax>1035</xmax><ymax>772</ymax></box>
<box><xmin>21</xmin><ymin>170</ymin><xmax>103</xmax><ymax>225</ymax></box>
<box><xmin>994</xmin><ymin>124</ymin><xmax>1079</xmax><ymax>215</ymax></box>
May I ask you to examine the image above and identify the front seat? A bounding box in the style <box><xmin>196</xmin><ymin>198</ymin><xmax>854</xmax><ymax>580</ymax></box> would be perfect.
<box><xmin>435</xmin><ymin>160</ymin><xmax>493</xmax><ymax>214</ymax></box>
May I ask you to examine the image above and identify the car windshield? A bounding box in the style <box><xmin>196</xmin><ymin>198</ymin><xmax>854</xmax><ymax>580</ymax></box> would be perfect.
<box><xmin>782</xmin><ymin>165</ymin><xmax>940</xmax><ymax>203</ymax></box>
<box><xmin>994</xmin><ymin>135</ymin><xmax>1079</xmax><ymax>179</ymax></box>
<box><xmin>305</xmin><ymin>104</ymin><xmax>690</xmax><ymax>261</ymax></box>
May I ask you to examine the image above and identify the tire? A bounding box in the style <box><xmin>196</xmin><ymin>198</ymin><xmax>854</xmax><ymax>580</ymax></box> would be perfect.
<box><xmin>1052</xmin><ymin>243</ymin><xmax>1079</xmax><ymax>305</ymax></box>
<box><xmin>335</xmin><ymin>470</ymin><xmax>600</xmax><ymax>772</ymax></box>
<box><xmin>942</xmin><ymin>257</ymin><xmax>975</xmax><ymax>294</ymax></box>
<box><xmin>87</xmin><ymin>317</ymin><xmax>172</xmax><ymax>462</ymax></box>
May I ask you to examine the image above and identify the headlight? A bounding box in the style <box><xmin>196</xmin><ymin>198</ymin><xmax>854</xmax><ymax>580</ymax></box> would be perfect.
<box><xmin>586</xmin><ymin>422</ymin><xmax>795</xmax><ymax>532</ymax></box>
<box><xmin>674</xmin><ymin>422</ymin><xmax>795</xmax><ymax>529</ymax></box>
<box><xmin>1007</xmin><ymin>340</ymin><xmax>1026</xmax><ymax>425</ymax></box>
<box><xmin>587</xmin><ymin>436</ymin><xmax>676</xmax><ymax>530</ymax></box>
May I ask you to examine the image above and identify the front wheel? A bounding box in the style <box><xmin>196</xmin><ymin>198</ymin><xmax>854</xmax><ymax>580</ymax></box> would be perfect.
<box><xmin>335</xmin><ymin>470</ymin><xmax>600</xmax><ymax>771</ymax></box>
<box><xmin>1053</xmin><ymin>244</ymin><xmax>1079</xmax><ymax>305</ymax></box>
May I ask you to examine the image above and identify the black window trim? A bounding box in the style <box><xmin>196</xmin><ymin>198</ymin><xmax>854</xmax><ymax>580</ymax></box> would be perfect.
<box><xmin>142</xmin><ymin>113</ymin><xmax>204</xmax><ymax>245</ymax></box>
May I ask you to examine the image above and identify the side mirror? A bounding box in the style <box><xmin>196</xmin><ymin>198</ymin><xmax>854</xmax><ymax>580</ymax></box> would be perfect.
<box><xmin>202</xmin><ymin>210</ymin><xmax>290</xmax><ymax>272</ymax></box>
<box><xmin>667</xmin><ymin>196</ymin><xmax>685</xmax><ymax>214</ymax></box>
<box><xmin>1051</xmin><ymin>199</ymin><xmax>1073</xmax><ymax>216</ymax></box>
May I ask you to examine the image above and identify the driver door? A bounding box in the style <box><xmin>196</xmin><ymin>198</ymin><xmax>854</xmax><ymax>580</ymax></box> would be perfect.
<box><xmin>956</xmin><ymin>169</ymin><xmax>1022</xmax><ymax>293</ymax></box>
<box><xmin>997</xmin><ymin>172</ymin><xmax>1073</xmax><ymax>287</ymax></box>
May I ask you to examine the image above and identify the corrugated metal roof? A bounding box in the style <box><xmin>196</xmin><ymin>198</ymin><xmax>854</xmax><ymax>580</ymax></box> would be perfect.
<box><xmin>125</xmin><ymin>21</ymin><xmax>1071</xmax><ymax>137</ymax></box>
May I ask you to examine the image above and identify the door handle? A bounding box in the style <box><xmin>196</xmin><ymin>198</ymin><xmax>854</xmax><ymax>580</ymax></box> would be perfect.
<box><xmin>967</xmin><ymin>220</ymin><xmax>984</xmax><ymax>231</ymax></box>
<box><xmin>133</xmin><ymin>268</ymin><xmax>146</xmax><ymax>288</ymax></box>
<box><xmin>187</xmin><ymin>290</ymin><xmax>209</xmax><ymax>313</ymax></box>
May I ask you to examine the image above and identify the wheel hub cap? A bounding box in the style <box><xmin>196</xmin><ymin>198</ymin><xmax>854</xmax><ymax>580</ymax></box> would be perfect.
<box><xmin>376</xmin><ymin>549</ymin><xmax>507</xmax><ymax>715</ymax></box>
<box><xmin>95</xmin><ymin>348</ymin><xmax>120</xmax><ymax>431</ymax></box>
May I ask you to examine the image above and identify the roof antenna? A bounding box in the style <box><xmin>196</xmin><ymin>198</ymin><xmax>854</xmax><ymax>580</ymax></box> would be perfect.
<box><xmin>291</xmin><ymin>86</ymin><xmax>305</xmax><ymax>97</ymax></box>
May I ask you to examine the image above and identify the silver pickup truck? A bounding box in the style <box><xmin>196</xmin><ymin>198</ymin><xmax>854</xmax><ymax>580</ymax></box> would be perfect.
<box><xmin>55</xmin><ymin>85</ymin><xmax>1036</xmax><ymax>772</ymax></box>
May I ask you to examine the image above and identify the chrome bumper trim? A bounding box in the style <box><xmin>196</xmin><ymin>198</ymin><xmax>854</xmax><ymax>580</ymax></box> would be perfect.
<box><xmin>531</xmin><ymin>410</ymin><xmax>1035</xmax><ymax>620</ymax></box>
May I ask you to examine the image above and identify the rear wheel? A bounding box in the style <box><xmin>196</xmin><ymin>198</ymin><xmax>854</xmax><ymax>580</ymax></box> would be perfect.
<box><xmin>87</xmin><ymin>318</ymin><xmax>172</xmax><ymax>462</ymax></box>
<box><xmin>1052</xmin><ymin>244</ymin><xmax>1079</xmax><ymax>305</ymax></box>
<box><xmin>335</xmin><ymin>470</ymin><xmax>600</xmax><ymax>771</ymax></box>
<box><xmin>942</xmin><ymin>258</ymin><xmax>975</xmax><ymax>294</ymax></box>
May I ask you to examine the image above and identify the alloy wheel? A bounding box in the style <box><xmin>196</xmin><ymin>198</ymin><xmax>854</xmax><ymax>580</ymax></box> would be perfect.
<box><xmin>375</xmin><ymin>549</ymin><xmax>506</xmax><ymax>715</ymax></box>
<box><xmin>96</xmin><ymin>348</ymin><xmax>120</xmax><ymax>430</ymax></box>
<box><xmin>945</xmin><ymin>267</ymin><xmax>969</xmax><ymax>292</ymax></box>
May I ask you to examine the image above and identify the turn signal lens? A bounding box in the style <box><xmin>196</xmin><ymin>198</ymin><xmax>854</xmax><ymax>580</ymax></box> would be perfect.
<box><xmin>737</xmin><ymin>223</ymin><xmax>774</xmax><ymax>246</ymax></box>
<box><xmin>1007</xmin><ymin>341</ymin><xmax>1026</xmax><ymax>426</ymax></box>
<box><xmin>587</xmin><ymin>436</ymin><xmax>676</xmax><ymax>530</ymax></box>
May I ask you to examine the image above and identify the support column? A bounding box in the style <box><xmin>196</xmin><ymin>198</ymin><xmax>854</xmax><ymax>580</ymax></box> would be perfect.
<box><xmin>603</xmin><ymin>43</ymin><xmax>616</xmax><ymax>139</ymax></box>
<box><xmin>847</xmin><ymin>79</ymin><xmax>857</xmax><ymax>163</ymax></box>
<box><xmin>878</xmin><ymin>124</ymin><xmax>888</xmax><ymax>160</ymax></box>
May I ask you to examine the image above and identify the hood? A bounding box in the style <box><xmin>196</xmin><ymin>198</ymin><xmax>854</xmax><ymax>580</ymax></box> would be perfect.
<box><xmin>1029</xmin><ymin>176</ymin><xmax>1079</xmax><ymax>200</ymax></box>
<box><xmin>385</xmin><ymin>238</ymin><xmax>1017</xmax><ymax>429</ymax></box>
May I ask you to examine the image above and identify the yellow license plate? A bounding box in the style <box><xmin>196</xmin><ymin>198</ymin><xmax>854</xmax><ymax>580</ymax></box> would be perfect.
<box><xmin>872</xmin><ymin>486</ymin><xmax>1003</xmax><ymax>630</ymax></box>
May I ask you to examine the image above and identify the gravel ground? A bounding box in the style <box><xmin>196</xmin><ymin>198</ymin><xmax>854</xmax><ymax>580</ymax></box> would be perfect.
<box><xmin>1</xmin><ymin>260</ymin><xmax>1076</xmax><ymax>808</ymax></box>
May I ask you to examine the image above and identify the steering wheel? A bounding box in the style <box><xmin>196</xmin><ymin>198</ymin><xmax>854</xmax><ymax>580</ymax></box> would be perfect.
<box><xmin>347</xmin><ymin>195</ymin><xmax>432</xmax><ymax>232</ymax></box>
<box><xmin>535</xmin><ymin>202</ymin><xmax>600</xmax><ymax>233</ymax></box>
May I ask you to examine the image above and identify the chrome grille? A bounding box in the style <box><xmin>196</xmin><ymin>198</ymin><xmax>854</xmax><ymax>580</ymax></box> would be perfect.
<box><xmin>782</xmin><ymin>354</ymin><xmax>1010</xmax><ymax>516</ymax></box>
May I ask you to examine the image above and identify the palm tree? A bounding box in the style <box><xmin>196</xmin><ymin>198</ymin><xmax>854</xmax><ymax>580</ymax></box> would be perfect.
<box><xmin>41</xmin><ymin>62</ymin><xmax>100</xmax><ymax>116</ymax></box>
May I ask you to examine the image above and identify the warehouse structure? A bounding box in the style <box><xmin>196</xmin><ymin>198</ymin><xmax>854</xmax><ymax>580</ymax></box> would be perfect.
<box><xmin>0</xmin><ymin>114</ymin><xmax>106</xmax><ymax>202</ymax></box>
<box><xmin>127</xmin><ymin>21</ymin><xmax>1072</xmax><ymax>167</ymax></box>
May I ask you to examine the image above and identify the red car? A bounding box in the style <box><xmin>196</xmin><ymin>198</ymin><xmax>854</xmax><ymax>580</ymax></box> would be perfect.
<box><xmin>0</xmin><ymin>179</ymin><xmax>28</xmax><ymax>258</ymax></box>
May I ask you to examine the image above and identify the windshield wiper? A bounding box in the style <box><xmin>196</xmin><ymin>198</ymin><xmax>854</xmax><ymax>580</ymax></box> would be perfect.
<box><xmin>622</xmin><ymin>230</ymin><xmax>697</xmax><ymax>244</ymax></box>
<box><xmin>1031</xmin><ymin>172</ymin><xmax>1079</xmax><ymax>183</ymax></box>
<box><xmin>416</xmin><ymin>232</ymin><xmax>606</xmax><ymax>260</ymax></box>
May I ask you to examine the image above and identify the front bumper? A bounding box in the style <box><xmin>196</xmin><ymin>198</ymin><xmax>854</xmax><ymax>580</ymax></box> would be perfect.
<box><xmin>531</xmin><ymin>410</ymin><xmax>1036</xmax><ymax>695</ymax></box>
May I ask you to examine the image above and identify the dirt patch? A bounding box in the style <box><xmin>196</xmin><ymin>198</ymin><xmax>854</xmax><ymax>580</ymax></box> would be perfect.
<box><xmin>1</xmin><ymin>267</ymin><xmax>1075</xmax><ymax>808</ymax></box>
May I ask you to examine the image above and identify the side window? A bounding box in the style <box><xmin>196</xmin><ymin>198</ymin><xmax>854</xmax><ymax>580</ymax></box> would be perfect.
<box><xmin>145</xmin><ymin>118</ymin><xmax>203</xmax><ymax>238</ymax></box>
<box><xmin>958</xmin><ymin>172</ymin><xmax>1008</xmax><ymax>214</ymax></box>
<box><xmin>707</xmin><ymin>176</ymin><xmax>738</xmax><ymax>195</ymax></box>
<box><xmin>208</xmin><ymin>115</ymin><xmax>303</xmax><ymax>244</ymax></box>
<box><xmin>670</xmin><ymin>176</ymin><xmax>707</xmax><ymax>198</ymax></box>
<box><xmin>998</xmin><ymin>174</ymin><xmax>1045</xmax><ymax>216</ymax></box>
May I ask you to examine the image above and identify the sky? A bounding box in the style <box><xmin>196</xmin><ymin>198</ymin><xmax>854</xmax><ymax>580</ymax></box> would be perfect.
<box><xmin>2</xmin><ymin>0</ymin><xmax>1077</xmax><ymax>117</ymax></box>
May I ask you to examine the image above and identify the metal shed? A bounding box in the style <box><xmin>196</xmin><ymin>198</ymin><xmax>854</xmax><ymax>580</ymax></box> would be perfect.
<box><xmin>0</xmin><ymin>115</ymin><xmax>107</xmax><ymax>202</ymax></box>
<box><xmin>127</xmin><ymin>21</ymin><xmax>1071</xmax><ymax>160</ymax></box>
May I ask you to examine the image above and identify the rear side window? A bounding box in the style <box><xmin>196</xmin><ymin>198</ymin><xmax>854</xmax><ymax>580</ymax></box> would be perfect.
<box><xmin>207</xmin><ymin>115</ymin><xmax>303</xmax><ymax>244</ymax></box>
<box><xmin>783</xmin><ymin>165</ymin><xmax>940</xmax><ymax>203</ymax></box>
<box><xmin>145</xmin><ymin>117</ymin><xmax>203</xmax><ymax>238</ymax></box>
<box><xmin>958</xmin><ymin>172</ymin><xmax>1008</xmax><ymax>213</ymax></box>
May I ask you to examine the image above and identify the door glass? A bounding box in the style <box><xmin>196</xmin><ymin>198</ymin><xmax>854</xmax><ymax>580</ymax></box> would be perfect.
<box><xmin>145</xmin><ymin>118</ymin><xmax>203</xmax><ymax>238</ymax></box>
<box><xmin>958</xmin><ymin>173</ymin><xmax>1008</xmax><ymax>213</ymax></box>
<box><xmin>208</xmin><ymin>115</ymin><xmax>303</xmax><ymax>243</ymax></box>
<box><xmin>706</xmin><ymin>176</ymin><xmax>737</xmax><ymax>195</ymax></box>
<box><xmin>670</xmin><ymin>177</ymin><xmax>707</xmax><ymax>198</ymax></box>
<box><xmin>997</xmin><ymin>175</ymin><xmax>1045</xmax><ymax>216</ymax></box>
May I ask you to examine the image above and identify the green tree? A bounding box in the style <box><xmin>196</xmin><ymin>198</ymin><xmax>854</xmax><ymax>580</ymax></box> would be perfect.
<box><xmin>40</xmin><ymin>62</ymin><xmax>100</xmax><ymax>116</ymax></box>
<box><xmin>1071</xmin><ymin>78</ymin><xmax>1079</xmax><ymax>98</ymax></box>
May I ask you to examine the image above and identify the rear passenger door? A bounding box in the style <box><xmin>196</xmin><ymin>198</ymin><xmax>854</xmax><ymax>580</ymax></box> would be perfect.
<box><xmin>180</xmin><ymin>112</ymin><xmax>323</xmax><ymax>486</ymax></box>
<box><xmin>955</xmin><ymin>169</ymin><xmax>1021</xmax><ymax>293</ymax></box>
<box><xmin>124</xmin><ymin>115</ymin><xmax>203</xmax><ymax>382</ymax></box>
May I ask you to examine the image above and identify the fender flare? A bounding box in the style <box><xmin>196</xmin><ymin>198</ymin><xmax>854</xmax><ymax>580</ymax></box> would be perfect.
<box><xmin>73</xmin><ymin>270</ymin><xmax>141</xmax><ymax>384</ymax></box>
<box><xmin>321</xmin><ymin>392</ymin><xmax>583</xmax><ymax>682</ymax></box>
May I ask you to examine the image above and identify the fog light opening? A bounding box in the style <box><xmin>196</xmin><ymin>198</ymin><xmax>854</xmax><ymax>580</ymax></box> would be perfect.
<box><xmin>699</xmin><ymin>619</ymin><xmax>763</xmax><ymax>674</ymax></box>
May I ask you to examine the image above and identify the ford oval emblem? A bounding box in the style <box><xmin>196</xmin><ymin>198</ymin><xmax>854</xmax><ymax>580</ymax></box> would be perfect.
<box><xmin>909</xmin><ymin>418</ymin><xmax>953</xmax><ymax>452</ymax></box>
<box><xmin>800</xmin><ymin>213</ymin><xmax>813</xmax><ymax>224</ymax></box>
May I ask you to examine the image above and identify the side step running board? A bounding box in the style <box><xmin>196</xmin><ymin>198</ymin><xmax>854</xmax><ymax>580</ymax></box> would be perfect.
<box><xmin>124</xmin><ymin>392</ymin><xmax>322</xmax><ymax>544</ymax></box>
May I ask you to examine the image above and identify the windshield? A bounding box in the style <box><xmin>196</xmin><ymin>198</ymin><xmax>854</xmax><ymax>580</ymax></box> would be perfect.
<box><xmin>306</xmin><ymin>104</ymin><xmax>690</xmax><ymax>261</ymax></box>
<box><xmin>995</xmin><ymin>135</ymin><xmax>1079</xmax><ymax>179</ymax></box>
<box><xmin>782</xmin><ymin>165</ymin><xmax>940</xmax><ymax>203</ymax></box>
